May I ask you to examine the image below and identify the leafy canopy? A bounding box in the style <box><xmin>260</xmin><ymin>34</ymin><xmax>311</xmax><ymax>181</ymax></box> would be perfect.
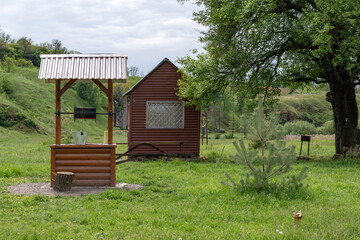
<box><xmin>177</xmin><ymin>0</ymin><xmax>360</xmax><ymax>108</ymax></box>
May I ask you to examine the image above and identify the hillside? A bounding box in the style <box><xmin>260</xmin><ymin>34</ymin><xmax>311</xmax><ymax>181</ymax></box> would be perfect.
<box><xmin>0</xmin><ymin>66</ymin><xmax>110</xmax><ymax>143</ymax></box>
<box><xmin>274</xmin><ymin>92</ymin><xmax>332</xmax><ymax>126</ymax></box>
<box><xmin>1</xmin><ymin>66</ymin><xmax>359</xmax><ymax>140</ymax></box>
<box><xmin>275</xmin><ymin>91</ymin><xmax>360</xmax><ymax>130</ymax></box>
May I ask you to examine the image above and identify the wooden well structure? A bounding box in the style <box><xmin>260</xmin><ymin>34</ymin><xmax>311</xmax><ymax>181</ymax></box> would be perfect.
<box><xmin>39</xmin><ymin>54</ymin><xmax>127</xmax><ymax>186</ymax></box>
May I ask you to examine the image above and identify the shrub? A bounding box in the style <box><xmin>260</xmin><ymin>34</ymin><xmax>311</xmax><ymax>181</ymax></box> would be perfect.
<box><xmin>205</xmin><ymin>150</ymin><xmax>219</xmax><ymax>162</ymax></box>
<box><xmin>224</xmin><ymin>133</ymin><xmax>234</xmax><ymax>139</ymax></box>
<box><xmin>214</xmin><ymin>133</ymin><xmax>221</xmax><ymax>139</ymax></box>
<box><xmin>16</xmin><ymin>58</ymin><xmax>34</xmax><ymax>67</ymax></box>
<box><xmin>0</xmin><ymin>75</ymin><xmax>12</xmax><ymax>95</ymax></box>
<box><xmin>283</xmin><ymin>120</ymin><xmax>317</xmax><ymax>135</ymax></box>
<box><xmin>250</xmin><ymin>140</ymin><xmax>262</xmax><ymax>149</ymax></box>
<box><xmin>0</xmin><ymin>106</ymin><xmax>16</xmax><ymax>127</ymax></box>
<box><xmin>316</xmin><ymin>120</ymin><xmax>335</xmax><ymax>135</ymax></box>
<box><xmin>24</xmin><ymin>119</ymin><xmax>36</xmax><ymax>128</ymax></box>
<box><xmin>223</xmin><ymin>97</ymin><xmax>308</xmax><ymax>193</ymax></box>
<box><xmin>74</xmin><ymin>82</ymin><xmax>106</xmax><ymax>107</ymax></box>
<box><xmin>2</xmin><ymin>56</ymin><xmax>15</xmax><ymax>73</ymax></box>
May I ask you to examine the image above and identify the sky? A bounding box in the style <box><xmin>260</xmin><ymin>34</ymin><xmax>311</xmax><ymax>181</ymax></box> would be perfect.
<box><xmin>0</xmin><ymin>0</ymin><xmax>203</xmax><ymax>73</ymax></box>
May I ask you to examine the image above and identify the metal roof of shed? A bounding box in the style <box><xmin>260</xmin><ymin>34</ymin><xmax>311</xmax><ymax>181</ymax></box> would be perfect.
<box><xmin>123</xmin><ymin>57</ymin><xmax>178</xmax><ymax>96</ymax></box>
<box><xmin>38</xmin><ymin>54</ymin><xmax>128</xmax><ymax>83</ymax></box>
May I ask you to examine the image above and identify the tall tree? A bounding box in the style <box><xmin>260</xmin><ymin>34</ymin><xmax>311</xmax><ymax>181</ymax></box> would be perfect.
<box><xmin>178</xmin><ymin>0</ymin><xmax>360</xmax><ymax>155</ymax></box>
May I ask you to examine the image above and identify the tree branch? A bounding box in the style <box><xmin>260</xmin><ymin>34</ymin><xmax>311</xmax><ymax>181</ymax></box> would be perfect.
<box><xmin>290</xmin><ymin>73</ymin><xmax>328</xmax><ymax>84</ymax></box>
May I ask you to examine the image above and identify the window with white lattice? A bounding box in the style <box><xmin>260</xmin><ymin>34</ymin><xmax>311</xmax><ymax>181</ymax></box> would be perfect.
<box><xmin>146</xmin><ymin>101</ymin><xmax>184</xmax><ymax>128</ymax></box>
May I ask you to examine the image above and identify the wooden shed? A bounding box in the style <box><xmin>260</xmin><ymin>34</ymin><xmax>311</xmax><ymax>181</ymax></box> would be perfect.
<box><xmin>123</xmin><ymin>58</ymin><xmax>200</xmax><ymax>157</ymax></box>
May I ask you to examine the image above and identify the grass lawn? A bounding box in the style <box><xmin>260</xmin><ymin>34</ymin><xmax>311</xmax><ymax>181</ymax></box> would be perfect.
<box><xmin>1</xmin><ymin>131</ymin><xmax>360</xmax><ymax>239</ymax></box>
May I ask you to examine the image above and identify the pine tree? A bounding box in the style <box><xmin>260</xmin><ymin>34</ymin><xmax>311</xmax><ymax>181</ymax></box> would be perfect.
<box><xmin>222</xmin><ymin>97</ymin><xmax>308</xmax><ymax>192</ymax></box>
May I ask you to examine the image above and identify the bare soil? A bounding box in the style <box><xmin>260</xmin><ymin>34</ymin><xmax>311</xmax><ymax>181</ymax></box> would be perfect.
<box><xmin>284</xmin><ymin>134</ymin><xmax>335</xmax><ymax>141</ymax></box>
<box><xmin>7</xmin><ymin>182</ymin><xmax>144</xmax><ymax>197</ymax></box>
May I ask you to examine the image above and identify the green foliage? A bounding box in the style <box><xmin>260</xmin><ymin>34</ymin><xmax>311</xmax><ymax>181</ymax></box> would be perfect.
<box><xmin>0</xmin><ymin>29</ymin><xmax>70</xmax><ymax>68</ymax></box>
<box><xmin>206</xmin><ymin>87</ymin><xmax>244</xmax><ymax>136</ymax></box>
<box><xmin>178</xmin><ymin>0</ymin><xmax>360</xmax><ymax>153</ymax></box>
<box><xmin>16</xmin><ymin>58</ymin><xmax>34</xmax><ymax>67</ymax></box>
<box><xmin>214</xmin><ymin>133</ymin><xmax>221</xmax><ymax>139</ymax></box>
<box><xmin>242</xmin><ymin>98</ymin><xmax>278</xmax><ymax>143</ymax></box>
<box><xmin>316</xmin><ymin>120</ymin><xmax>335</xmax><ymax>135</ymax></box>
<box><xmin>0</xmin><ymin>74</ymin><xmax>12</xmax><ymax>95</ymax></box>
<box><xmin>24</xmin><ymin>119</ymin><xmax>36</xmax><ymax>128</ymax></box>
<box><xmin>2</xmin><ymin>56</ymin><xmax>15</xmax><ymax>72</ymax></box>
<box><xmin>283</xmin><ymin>120</ymin><xmax>317</xmax><ymax>135</ymax></box>
<box><xmin>0</xmin><ymin>106</ymin><xmax>17</xmax><ymax>127</ymax></box>
<box><xmin>224</xmin><ymin>133</ymin><xmax>234</xmax><ymax>139</ymax></box>
<box><xmin>178</xmin><ymin>0</ymin><xmax>360</xmax><ymax>105</ymax></box>
<box><xmin>203</xmin><ymin>150</ymin><xmax>219</xmax><ymax>163</ymax></box>
<box><xmin>0</xmin><ymin>67</ymin><xmax>110</xmax><ymax>137</ymax></box>
<box><xmin>223</xmin><ymin>98</ymin><xmax>308</xmax><ymax>192</ymax></box>
<box><xmin>74</xmin><ymin>83</ymin><xmax>106</xmax><ymax>107</ymax></box>
<box><xmin>273</xmin><ymin>94</ymin><xmax>333</xmax><ymax>126</ymax></box>
<box><xmin>113</xmin><ymin>76</ymin><xmax>141</xmax><ymax>116</ymax></box>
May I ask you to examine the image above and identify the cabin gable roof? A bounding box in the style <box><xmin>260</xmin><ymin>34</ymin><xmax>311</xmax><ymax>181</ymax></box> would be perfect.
<box><xmin>123</xmin><ymin>58</ymin><xmax>179</xmax><ymax>96</ymax></box>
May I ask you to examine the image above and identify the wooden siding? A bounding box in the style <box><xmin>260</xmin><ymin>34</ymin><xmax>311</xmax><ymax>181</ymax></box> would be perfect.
<box><xmin>127</xmin><ymin>60</ymin><xmax>200</xmax><ymax>155</ymax></box>
<box><xmin>50</xmin><ymin>144</ymin><xmax>116</xmax><ymax>186</ymax></box>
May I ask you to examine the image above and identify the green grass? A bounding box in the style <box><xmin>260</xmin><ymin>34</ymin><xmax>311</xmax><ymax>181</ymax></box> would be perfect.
<box><xmin>1</xmin><ymin>131</ymin><xmax>360</xmax><ymax>239</ymax></box>
<box><xmin>1</xmin><ymin>67</ymin><xmax>360</xmax><ymax>238</ymax></box>
<box><xmin>0</xmin><ymin>67</ymin><xmax>110</xmax><ymax>141</ymax></box>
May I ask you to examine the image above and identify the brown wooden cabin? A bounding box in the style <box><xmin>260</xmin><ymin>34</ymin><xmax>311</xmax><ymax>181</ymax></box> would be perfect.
<box><xmin>123</xmin><ymin>58</ymin><xmax>200</xmax><ymax>157</ymax></box>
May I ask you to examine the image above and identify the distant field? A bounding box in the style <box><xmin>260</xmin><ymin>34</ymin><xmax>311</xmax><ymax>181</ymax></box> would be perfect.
<box><xmin>1</xmin><ymin>131</ymin><xmax>360</xmax><ymax>239</ymax></box>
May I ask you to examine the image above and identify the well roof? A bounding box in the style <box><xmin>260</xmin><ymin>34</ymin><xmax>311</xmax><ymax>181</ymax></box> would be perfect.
<box><xmin>38</xmin><ymin>54</ymin><xmax>128</xmax><ymax>83</ymax></box>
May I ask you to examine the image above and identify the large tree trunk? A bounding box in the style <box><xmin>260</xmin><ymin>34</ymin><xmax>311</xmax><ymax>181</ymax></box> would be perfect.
<box><xmin>327</xmin><ymin>82</ymin><xmax>358</xmax><ymax>155</ymax></box>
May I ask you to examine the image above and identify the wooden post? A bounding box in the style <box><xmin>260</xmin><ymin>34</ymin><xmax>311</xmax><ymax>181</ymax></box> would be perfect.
<box><xmin>50</xmin><ymin>148</ymin><xmax>56</xmax><ymax>187</ymax></box>
<box><xmin>298</xmin><ymin>135</ymin><xmax>311</xmax><ymax>160</ymax></box>
<box><xmin>108</xmin><ymin>79</ymin><xmax>113</xmax><ymax>144</ymax></box>
<box><xmin>110</xmin><ymin>147</ymin><xmax>116</xmax><ymax>186</ymax></box>
<box><xmin>308</xmin><ymin>141</ymin><xmax>310</xmax><ymax>156</ymax></box>
<box><xmin>206</xmin><ymin>111</ymin><xmax>208</xmax><ymax>145</ymax></box>
<box><xmin>201</xmin><ymin>111</ymin><xmax>204</xmax><ymax>146</ymax></box>
<box><xmin>55</xmin><ymin>80</ymin><xmax>61</xmax><ymax>144</ymax></box>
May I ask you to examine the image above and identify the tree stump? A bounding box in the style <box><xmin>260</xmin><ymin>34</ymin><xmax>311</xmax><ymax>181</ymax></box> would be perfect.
<box><xmin>53</xmin><ymin>172</ymin><xmax>75</xmax><ymax>192</ymax></box>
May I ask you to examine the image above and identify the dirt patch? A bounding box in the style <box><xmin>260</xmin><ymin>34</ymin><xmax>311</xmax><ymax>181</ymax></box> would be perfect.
<box><xmin>7</xmin><ymin>182</ymin><xmax>144</xmax><ymax>197</ymax></box>
<box><xmin>284</xmin><ymin>134</ymin><xmax>335</xmax><ymax>141</ymax></box>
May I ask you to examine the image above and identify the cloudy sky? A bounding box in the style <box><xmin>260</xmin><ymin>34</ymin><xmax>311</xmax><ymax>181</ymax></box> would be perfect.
<box><xmin>0</xmin><ymin>0</ymin><xmax>203</xmax><ymax>73</ymax></box>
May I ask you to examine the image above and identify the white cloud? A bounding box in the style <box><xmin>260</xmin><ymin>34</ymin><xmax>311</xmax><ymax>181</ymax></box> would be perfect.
<box><xmin>0</xmin><ymin>0</ymin><xmax>203</xmax><ymax>72</ymax></box>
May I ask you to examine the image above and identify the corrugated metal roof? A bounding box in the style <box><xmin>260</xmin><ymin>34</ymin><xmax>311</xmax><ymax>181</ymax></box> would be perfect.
<box><xmin>38</xmin><ymin>54</ymin><xmax>128</xmax><ymax>83</ymax></box>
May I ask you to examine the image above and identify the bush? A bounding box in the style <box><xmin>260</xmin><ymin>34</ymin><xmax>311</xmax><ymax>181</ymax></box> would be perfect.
<box><xmin>316</xmin><ymin>120</ymin><xmax>335</xmax><ymax>135</ymax></box>
<box><xmin>0</xmin><ymin>106</ymin><xmax>16</xmax><ymax>127</ymax></box>
<box><xmin>1</xmin><ymin>77</ymin><xmax>12</xmax><ymax>95</ymax></box>
<box><xmin>283</xmin><ymin>120</ymin><xmax>317</xmax><ymax>135</ymax></box>
<box><xmin>74</xmin><ymin>82</ymin><xmax>105</xmax><ymax>107</ymax></box>
<box><xmin>205</xmin><ymin>150</ymin><xmax>219</xmax><ymax>162</ymax></box>
<box><xmin>2</xmin><ymin>56</ymin><xmax>15</xmax><ymax>73</ymax></box>
<box><xmin>214</xmin><ymin>133</ymin><xmax>221</xmax><ymax>139</ymax></box>
<box><xmin>24</xmin><ymin>119</ymin><xmax>36</xmax><ymax>128</ymax></box>
<box><xmin>224</xmin><ymin>133</ymin><xmax>234</xmax><ymax>139</ymax></box>
<box><xmin>16</xmin><ymin>58</ymin><xmax>34</xmax><ymax>67</ymax></box>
